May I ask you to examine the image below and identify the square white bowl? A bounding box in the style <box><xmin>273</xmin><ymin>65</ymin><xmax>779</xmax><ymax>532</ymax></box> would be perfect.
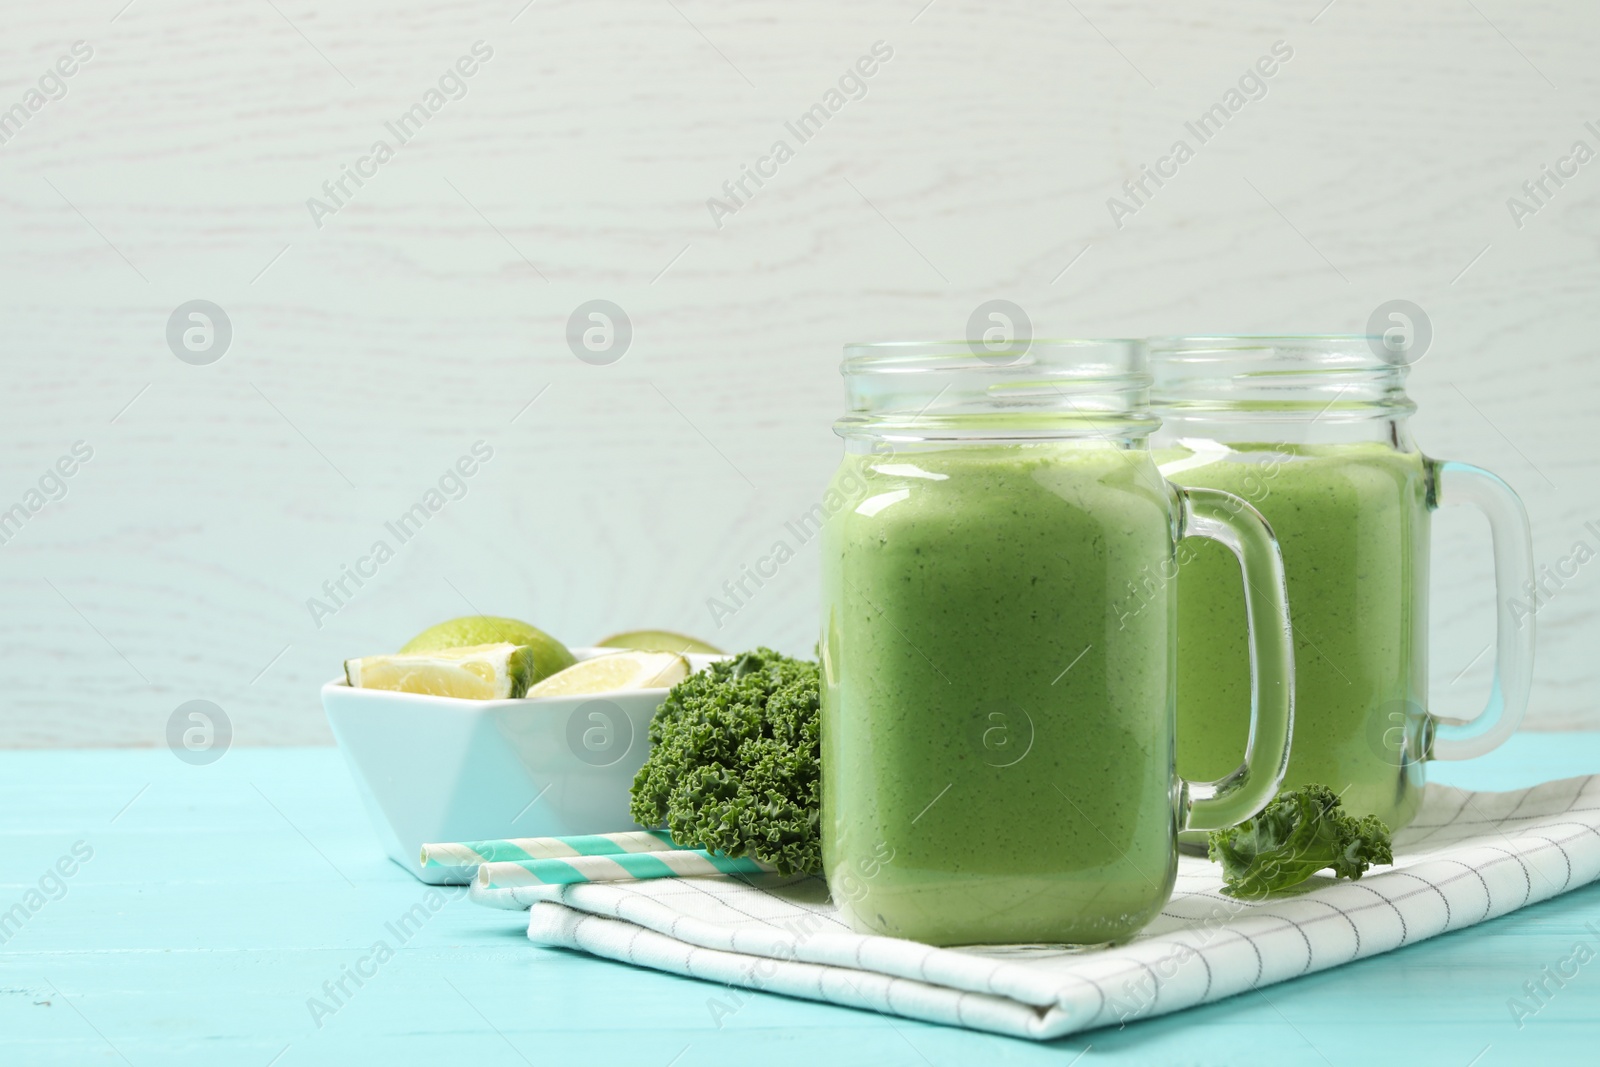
<box><xmin>321</xmin><ymin>648</ymin><xmax>717</xmax><ymax>883</ymax></box>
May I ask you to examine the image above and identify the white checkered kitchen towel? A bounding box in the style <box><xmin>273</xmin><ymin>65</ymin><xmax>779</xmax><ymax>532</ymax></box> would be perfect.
<box><xmin>476</xmin><ymin>776</ymin><xmax>1600</xmax><ymax>1041</ymax></box>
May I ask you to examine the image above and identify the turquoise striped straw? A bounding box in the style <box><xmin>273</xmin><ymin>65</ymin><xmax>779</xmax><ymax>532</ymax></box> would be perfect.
<box><xmin>476</xmin><ymin>848</ymin><xmax>774</xmax><ymax>890</ymax></box>
<box><xmin>420</xmin><ymin>829</ymin><xmax>680</xmax><ymax>870</ymax></box>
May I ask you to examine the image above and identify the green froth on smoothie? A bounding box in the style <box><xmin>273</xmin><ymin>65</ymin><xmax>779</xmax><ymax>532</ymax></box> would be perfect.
<box><xmin>821</xmin><ymin>444</ymin><xmax>1184</xmax><ymax>946</ymax></box>
<box><xmin>1160</xmin><ymin>441</ymin><xmax>1430</xmax><ymax>832</ymax></box>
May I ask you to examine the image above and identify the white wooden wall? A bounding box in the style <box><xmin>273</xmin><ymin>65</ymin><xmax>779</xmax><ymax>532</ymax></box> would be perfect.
<box><xmin>2</xmin><ymin>0</ymin><xmax>1595</xmax><ymax>746</ymax></box>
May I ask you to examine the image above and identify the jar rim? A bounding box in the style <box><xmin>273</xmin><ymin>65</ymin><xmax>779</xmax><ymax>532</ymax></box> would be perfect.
<box><xmin>1150</xmin><ymin>334</ymin><xmax>1378</xmax><ymax>342</ymax></box>
<box><xmin>844</xmin><ymin>338</ymin><xmax>1145</xmax><ymax>364</ymax></box>
<box><xmin>1147</xmin><ymin>334</ymin><xmax>1402</xmax><ymax>365</ymax></box>
<box><xmin>846</xmin><ymin>337</ymin><xmax>1145</xmax><ymax>348</ymax></box>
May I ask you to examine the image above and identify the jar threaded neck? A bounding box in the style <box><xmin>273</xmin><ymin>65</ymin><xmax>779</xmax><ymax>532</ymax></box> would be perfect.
<box><xmin>837</xmin><ymin>339</ymin><xmax>1158</xmax><ymax>443</ymax></box>
<box><xmin>1148</xmin><ymin>336</ymin><xmax>1416</xmax><ymax>424</ymax></box>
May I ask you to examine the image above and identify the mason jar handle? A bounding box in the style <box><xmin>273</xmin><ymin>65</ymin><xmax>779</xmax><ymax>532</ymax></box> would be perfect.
<box><xmin>1427</xmin><ymin>460</ymin><xmax>1535</xmax><ymax>760</ymax></box>
<box><xmin>1175</xmin><ymin>487</ymin><xmax>1297</xmax><ymax>832</ymax></box>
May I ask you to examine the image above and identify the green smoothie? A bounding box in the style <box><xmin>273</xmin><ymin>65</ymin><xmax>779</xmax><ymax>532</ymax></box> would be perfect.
<box><xmin>820</xmin><ymin>443</ymin><xmax>1183</xmax><ymax>946</ymax></box>
<box><xmin>1160</xmin><ymin>442</ymin><xmax>1430</xmax><ymax>831</ymax></box>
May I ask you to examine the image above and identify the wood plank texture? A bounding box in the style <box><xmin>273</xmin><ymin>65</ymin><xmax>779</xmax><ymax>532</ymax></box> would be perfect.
<box><xmin>0</xmin><ymin>1</ymin><xmax>1596</xmax><ymax>744</ymax></box>
<box><xmin>2</xmin><ymin>739</ymin><xmax>1598</xmax><ymax>1064</ymax></box>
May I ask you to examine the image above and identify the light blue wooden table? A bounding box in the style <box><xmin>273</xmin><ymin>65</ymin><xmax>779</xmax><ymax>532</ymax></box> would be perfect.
<box><xmin>4</xmin><ymin>736</ymin><xmax>1598</xmax><ymax>1066</ymax></box>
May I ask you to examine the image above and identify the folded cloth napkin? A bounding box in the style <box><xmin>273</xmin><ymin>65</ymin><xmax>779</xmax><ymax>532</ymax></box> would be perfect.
<box><xmin>476</xmin><ymin>776</ymin><xmax>1600</xmax><ymax>1041</ymax></box>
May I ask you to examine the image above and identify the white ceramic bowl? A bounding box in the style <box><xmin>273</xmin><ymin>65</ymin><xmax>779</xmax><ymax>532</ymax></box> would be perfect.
<box><xmin>322</xmin><ymin>648</ymin><xmax>718</xmax><ymax>883</ymax></box>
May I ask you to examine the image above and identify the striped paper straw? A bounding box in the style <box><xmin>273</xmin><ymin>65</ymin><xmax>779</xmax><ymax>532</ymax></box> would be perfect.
<box><xmin>420</xmin><ymin>829</ymin><xmax>680</xmax><ymax>870</ymax></box>
<box><xmin>475</xmin><ymin>848</ymin><xmax>774</xmax><ymax>890</ymax></box>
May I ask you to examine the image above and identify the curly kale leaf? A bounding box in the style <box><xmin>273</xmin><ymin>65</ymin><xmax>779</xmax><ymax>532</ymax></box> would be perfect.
<box><xmin>629</xmin><ymin>649</ymin><xmax>820</xmax><ymax>876</ymax></box>
<box><xmin>1207</xmin><ymin>784</ymin><xmax>1394</xmax><ymax>899</ymax></box>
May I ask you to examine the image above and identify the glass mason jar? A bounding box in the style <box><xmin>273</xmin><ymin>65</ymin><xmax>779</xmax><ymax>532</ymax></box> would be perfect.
<box><xmin>1149</xmin><ymin>336</ymin><xmax>1535</xmax><ymax>835</ymax></box>
<box><xmin>819</xmin><ymin>340</ymin><xmax>1295</xmax><ymax>946</ymax></box>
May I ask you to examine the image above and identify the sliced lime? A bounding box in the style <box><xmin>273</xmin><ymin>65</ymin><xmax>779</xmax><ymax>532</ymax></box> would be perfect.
<box><xmin>525</xmin><ymin>651</ymin><xmax>689</xmax><ymax>699</ymax></box>
<box><xmin>399</xmin><ymin>616</ymin><xmax>575</xmax><ymax>684</ymax></box>
<box><xmin>345</xmin><ymin>642</ymin><xmax>537</xmax><ymax>700</ymax></box>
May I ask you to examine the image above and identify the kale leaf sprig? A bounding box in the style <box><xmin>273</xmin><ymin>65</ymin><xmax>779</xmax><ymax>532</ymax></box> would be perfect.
<box><xmin>629</xmin><ymin>649</ymin><xmax>821</xmax><ymax>876</ymax></box>
<box><xmin>1208</xmin><ymin>784</ymin><xmax>1394</xmax><ymax>898</ymax></box>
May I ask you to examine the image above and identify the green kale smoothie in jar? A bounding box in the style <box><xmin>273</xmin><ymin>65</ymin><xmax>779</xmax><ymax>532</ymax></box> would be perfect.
<box><xmin>820</xmin><ymin>340</ymin><xmax>1295</xmax><ymax>946</ymax></box>
<box><xmin>1149</xmin><ymin>337</ymin><xmax>1536</xmax><ymax>836</ymax></box>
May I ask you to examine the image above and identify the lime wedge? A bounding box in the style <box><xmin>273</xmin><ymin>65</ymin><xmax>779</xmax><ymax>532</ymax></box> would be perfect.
<box><xmin>596</xmin><ymin>629</ymin><xmax>723</xmax><ymax>656</ymax></box>
<box><xmin>525</xmin><ymin>651</ymin><xmax>689</xmax><ymax>699</ymax></box>
<box><xmin>399</xmin><ymin>616</ymin><xmax>575</xmax><ymax>685</ymax></box>
<box><xmin>345</xmin><ymin>643</ymin><xmax>537</xmax><ymax>700</ymax></box>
